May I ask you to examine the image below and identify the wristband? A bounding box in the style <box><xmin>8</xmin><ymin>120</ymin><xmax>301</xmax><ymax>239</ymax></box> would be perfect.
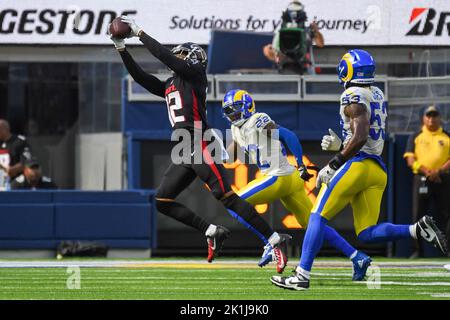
<box><xmin>328</xmin><ymin>153</ymin><xmax>346</xmax><ymax>170</ymax></box>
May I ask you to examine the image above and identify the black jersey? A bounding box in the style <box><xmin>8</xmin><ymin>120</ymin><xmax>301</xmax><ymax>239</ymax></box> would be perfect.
<box><xmin>164</xmin><ymin>72</ymin><xmax>208</xmax><ymax>131</ymax></box>
<box><xmin>120</xmin><ymin>32</ymin><xmax>209</xmax><ymax>133</ymax></box>
<box><xmin>0</xmin><ymin>135</ymin><xmax>31</xmax><ymax>189</ymax></box>
<box><xmin>0</xmin><ymin>134</ymin><xmax>30</xmax><ymax>167</ymax></box>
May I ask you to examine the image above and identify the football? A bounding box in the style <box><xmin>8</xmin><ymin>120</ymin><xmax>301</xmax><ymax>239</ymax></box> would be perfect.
<box><xmin>109</xmin><ymin>17</ymin><xmax>131</xmax><ymax>39</ymax></box>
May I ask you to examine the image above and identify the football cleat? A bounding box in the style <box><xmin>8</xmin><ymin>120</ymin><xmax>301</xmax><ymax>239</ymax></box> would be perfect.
<box><xmin>415</xmin><ymin>215</ymin><xmax>448</xmax><ymax>255</ymax></box>
<box><xmin>351</xmin><ymin>251</ymin><xmax>372</xmax><ymax>281</ymax></box>
<box><xmin>207</xmin><ymin>225</ymin><xmax>231</xmax><ymax>263</ymax></box>
<box><xmin>272</xmin><ymin>234</ymin><xmax>292</xmax><ymax>274</ymax></box>
<box><xmin>271</xmin><ymin>270</ymin><xmax>310</xmax><ymax>291</ymax></box>
<box><xmin>258</xmin><ymin>243</ymin><xmax>275</xmax><ymax>268</ymax></box>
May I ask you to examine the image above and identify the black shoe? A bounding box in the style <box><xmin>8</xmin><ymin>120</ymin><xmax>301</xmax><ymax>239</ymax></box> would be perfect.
<box><xmin>416</xmin><ymin>216</ymin><xmax>448</xmax><ymax>255</ymax></box>
<box><xmin>272</xmin><ymin>234</ymin><xmax>292</xmax><ymax>274</ymax></box>
<box><xmin>271</xmin><ymin>270</ymin><xmax>310</xmax><ymax>290</ymax></box>
<box><xmin>207</xmin><ymin>226</ymin><xmax>230</xmax><ymax>263</ymax></box>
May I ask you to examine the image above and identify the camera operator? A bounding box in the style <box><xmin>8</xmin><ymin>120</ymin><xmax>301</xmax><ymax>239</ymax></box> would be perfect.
<box><xmin>263</xmin><ymin>1</ymin><xmax>324</xmax><ymax>75</ymax></box>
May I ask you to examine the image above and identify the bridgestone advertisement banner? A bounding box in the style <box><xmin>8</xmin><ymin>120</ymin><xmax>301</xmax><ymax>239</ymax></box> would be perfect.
<box><xmin>0</xmin><ymin>0</ymin><xmax>449</xmax><ymax>45</ymax></box>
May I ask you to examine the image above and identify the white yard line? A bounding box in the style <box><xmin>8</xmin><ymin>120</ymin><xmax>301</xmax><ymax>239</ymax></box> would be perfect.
<box><xmin>0</xmin><ymin>259</ymin><xmax>448</xmax><ymax>269</ymax></box>
<box><xmin>312</xmin><ymin>271</ymin><xmax>450</xmax><ymax>278</ymax></box>
<box><xmin>354</xmin><ymin>281</ymin><xmax>450</xmax><ymax>286</ymax></box>
<box><xmin>417</xmin><ymin>292</ymin><xmax>450</xmax><ymax>298</ymax></box>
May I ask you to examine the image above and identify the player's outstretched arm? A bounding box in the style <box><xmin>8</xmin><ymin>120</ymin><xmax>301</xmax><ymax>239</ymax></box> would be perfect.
<box><xmin>119</xmin><ymin>16</ymin><xmax>199</xmax><ymax>79</ymax></box>
<box><xmin>138</xmin><ymin>32</ymin><xmax>199</xmax><ymax>79</ymax></box>
<box><xmin>117</xmin><ymin>48</ymin><xmax>165</xmax><ymax>98</ymax></box>
<box><xmin>108</xmin><ymin>19</ymin><xmax>165</xmax><ymax>97</ymax></box>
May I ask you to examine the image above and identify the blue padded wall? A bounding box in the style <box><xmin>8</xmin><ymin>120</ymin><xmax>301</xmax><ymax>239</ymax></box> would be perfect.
<box><xmin>123</xmin><ymin>100</ymin><xmax>340</xmax><ymax>141</ymax></box>
<box><xmin>0</xmin><ymin>191</ymin><xmax>156</xmax><ymax>250</ymax></box>
<box><xmin>0</xmin><ymin>205</ymin><xmax>54</xmax><ymax>239</ymax></box>
<box><xmin>54</xmin><ymin>204</ymin><xmax>151</xmax><ymax>239</ymax></box>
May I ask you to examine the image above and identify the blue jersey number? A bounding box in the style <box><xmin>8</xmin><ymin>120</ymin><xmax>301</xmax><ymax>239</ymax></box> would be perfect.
<box><xmin>369</xmin><ymin>102</ymin><xmax>387</xmax><ymax>141</ymax></box>
<box><xmin>255</xmin><ymin>116</ymin><xmax>270</xmax><ymax>129</ymax></box>
<box><xmin>342</xmin><ymin>94</ymin><xmax>361</xmax><ymax>105</ymax></box>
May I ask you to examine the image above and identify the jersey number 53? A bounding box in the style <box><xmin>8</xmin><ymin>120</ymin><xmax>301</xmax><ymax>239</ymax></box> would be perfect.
<box><xmin>369</xmin><ymin>101</ymin><xmax>387</xmax><ymax>141</ymax></box>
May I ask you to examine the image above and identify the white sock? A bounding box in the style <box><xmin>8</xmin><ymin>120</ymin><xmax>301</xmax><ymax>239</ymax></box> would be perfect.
<box><xmin>268</xmin><ymin>232</ymin><xmax>281</xmax><ymax>247</ymax></box>
<box><xmin>409</xmin><ymin>224</ymin><xmax>418</xmax><ymax>239</ymax></box>
<box><xmin>205</xmin><ymin>224</ymin><xmax>217</xmax><ymax>237</ymax></box>
<box><xmin>349</xmin><ymin>250</ymin><xmax>358</xmax><ymax>260</ymax></box>
<box><xmin>295</xmin><ymin>266</ymin><xmax>310</xmax><ymax>279</ymax></box>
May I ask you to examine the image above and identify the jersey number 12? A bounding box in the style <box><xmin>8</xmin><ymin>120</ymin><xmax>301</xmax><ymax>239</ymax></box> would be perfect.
<box><xmin>166</xmin><ymin>91</ymin><xmax>186</xmax><ymax>127</ymax></box>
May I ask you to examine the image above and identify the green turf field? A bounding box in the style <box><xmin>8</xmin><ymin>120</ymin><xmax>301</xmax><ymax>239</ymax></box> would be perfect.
<box><xmin>0</xmin><ymin>258</ymin><xmax>449</xmax><ymax>300</ymax></box>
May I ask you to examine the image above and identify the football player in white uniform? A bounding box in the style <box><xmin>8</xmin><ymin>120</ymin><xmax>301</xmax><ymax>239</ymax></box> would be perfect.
<box><xmin>222</xmin><ymin>89</ymin><xmax>372</xmax><ymax>280</ymax></box>
<box><xmin>271</xmin><ymin>49</ymin><xmax>448</xmax><ymax>291</ymax></box>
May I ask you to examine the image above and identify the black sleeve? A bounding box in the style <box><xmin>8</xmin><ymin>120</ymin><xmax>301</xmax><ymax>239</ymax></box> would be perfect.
<box><xmin>139</xmin><ymin>32</ymin><xmax>201</xmax><ymax>80</ymax></box>
<box><xmin>119</xmin><ymin>49</ymin><xmax>165</xmax><ymax>98</ymax></box>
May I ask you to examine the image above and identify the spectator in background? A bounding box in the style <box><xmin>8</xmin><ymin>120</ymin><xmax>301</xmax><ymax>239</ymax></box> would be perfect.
<box><xmin>0</xmin><ymin>119</ymin><xmax>32</xmax><ymax>190</ymax></box>
<box><xmin>10</xmin><ymin>158</ymin><xmax>57</xmax><ymax>190</ymax></box>
<box><xmin>263</xmin><ymin>1</ymin><xmax>324</xmax><ymax>75</ymax></box>
<box><xmin>404</xmin><ymin>105</ymin><xmax>450</xmax><ymax>257</ymax></box>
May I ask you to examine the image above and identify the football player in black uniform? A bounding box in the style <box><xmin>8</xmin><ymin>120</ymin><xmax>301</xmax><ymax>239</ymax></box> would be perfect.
<box><xmin>110</xmin><ymin>16</ymin><xmax>290</xmax><ymax>272</ymax></box>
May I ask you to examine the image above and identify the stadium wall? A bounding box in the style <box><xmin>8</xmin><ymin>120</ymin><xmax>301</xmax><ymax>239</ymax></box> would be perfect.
<box><xmin>0</xmin><ymin>190</ymin><xmax>157</xmax><ymax>257</ymax></box>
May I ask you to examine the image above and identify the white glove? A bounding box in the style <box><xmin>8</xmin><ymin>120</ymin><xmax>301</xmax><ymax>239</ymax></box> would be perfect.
<box><xmin>321</xmin><ymin>129</ymin><xmax>342</xmax><ymax>151</ymax></box>
<box><xmin>107</xmin><ymin>23</ymin><xmax>126</xmax><ymax>50</ymax></box>
<box><xmin>316</xmin><ymin>164</ymin><xmax>336</xmax><ymax>189</ymax></box>
<box><xmin>120</xmin><ymin>15</ymin><xmax>143</xmax><ymax>37</ymax></box>
<box><xmin>109</xmin><ymin>35</ymin><xmax>125</xmax><ymax>50</ymax></box>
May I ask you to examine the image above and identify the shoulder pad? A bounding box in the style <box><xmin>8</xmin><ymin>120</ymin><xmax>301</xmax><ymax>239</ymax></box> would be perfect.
<box><xmin>372</xmin><ymin>86</ymin><xmax>384</xmax><ymax>97</ymax></box>
<box><xmin>250</xmin><ymin>113</ymin><xmax>273</xmax><ymax>130</ymax></box>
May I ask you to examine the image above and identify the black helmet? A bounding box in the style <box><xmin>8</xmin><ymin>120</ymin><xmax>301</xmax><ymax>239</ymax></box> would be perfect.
<box><xmin>171</xmin><ymin>42</ymin><xmax>207</xmax><ymax>68</ymax></box>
